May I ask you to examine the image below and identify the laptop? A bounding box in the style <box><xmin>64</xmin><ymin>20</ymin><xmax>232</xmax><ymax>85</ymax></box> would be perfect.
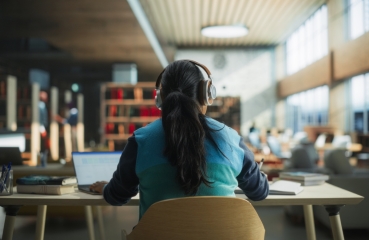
<box><xmin>0</xmin><ymin>147</ymin><xmax>24</xmax><ymax>165</ymax></box>
<box><xmin>72</xmin><ymin>151</ymin><xmax>121</xmax><ymax>195</ymax></box>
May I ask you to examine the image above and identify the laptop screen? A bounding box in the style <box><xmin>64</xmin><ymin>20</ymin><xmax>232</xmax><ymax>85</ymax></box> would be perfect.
<box><xmin>72</xmin><ymin>152</ymin><xmax>121</xmax><ymax>185</ymax></box>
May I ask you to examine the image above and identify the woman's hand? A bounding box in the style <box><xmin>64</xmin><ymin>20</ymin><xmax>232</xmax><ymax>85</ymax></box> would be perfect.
<box><xmin>89</xmin><ymin>181</ymin><xmax>108</xmax><ymax>194</ymax></box>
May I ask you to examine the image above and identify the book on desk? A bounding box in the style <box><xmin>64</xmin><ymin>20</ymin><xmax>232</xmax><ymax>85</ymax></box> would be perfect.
<box><xmin>279</xmin><ymin>172</ymin><xmax>329</xmax><ymax>186</ymax></box>
<box><xmin>16</xmin><ymin>175</ymin><xmax>77</xmax><ymax>185</ymax></box>
<box><xmin>16</xmin><ymin>175</ymin><xmax>77</xmax><ymax>195</ymax></box>
<box><xmin>17</xmin><ymin>184</ymin><xmax>76</xmax><ymax>195</ymax></box>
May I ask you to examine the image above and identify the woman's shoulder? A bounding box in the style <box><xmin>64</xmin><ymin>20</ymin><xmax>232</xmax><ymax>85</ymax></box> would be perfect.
<box><xmin>134</xmin><ymin>119</ymin><xmax>163</xmax><ymax>137</ymax></box>
<box><xmin>205</xmin><ymin>117</ymin><xmax>239</xmax><ymax>136</ymax></box>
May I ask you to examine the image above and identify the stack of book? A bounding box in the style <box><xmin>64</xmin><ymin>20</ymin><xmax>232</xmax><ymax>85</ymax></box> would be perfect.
<box><xmin>16</xmin><ymin>175</ymin><xmax>77</xmax><ymax>195</ymax></box>
<box><xmin>279</xmin><ymin>172</ymin><xmax>329</xmax><ymax>186</ymax></box>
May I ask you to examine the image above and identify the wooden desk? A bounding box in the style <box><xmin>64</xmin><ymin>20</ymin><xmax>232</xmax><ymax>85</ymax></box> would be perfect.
<box><xmin>0</xmin><ymin>183</ymin><xmax>364</xmax><ymax>240</ymax></box>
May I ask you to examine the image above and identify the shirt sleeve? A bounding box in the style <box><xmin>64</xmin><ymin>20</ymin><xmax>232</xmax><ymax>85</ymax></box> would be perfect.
<box><xmin>103</xmin><ymin>134</ymin><xmax>139</xmax><ymax>205</ymax></box>
<box><xmin>236</xmin><ymin>137</ymin><xmax>269</xmax><ymax>201</ymax></box>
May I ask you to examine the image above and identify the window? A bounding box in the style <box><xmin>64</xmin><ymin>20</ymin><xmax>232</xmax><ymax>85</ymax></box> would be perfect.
<box><xmin>286</xmin><ymin>5</ymin><xmax>328</xmax><ymax>75</ymax></box>
<box><xmin>350</xmin><ymin>73</ymin><xmax>369</xmax><ymax>133</ymax></box>
<box><xmin>286</xmin><ymin>86</ymin><xmax>329</xmax><ymax>133</ymax></box>
<box><xmin>347</xmin><ymin>0</ymin><xmax>369</xmax><ymax>40</ymax></box>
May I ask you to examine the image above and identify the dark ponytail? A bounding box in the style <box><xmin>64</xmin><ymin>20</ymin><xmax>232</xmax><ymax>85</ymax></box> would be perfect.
<box><xmin>161</xmin><ymin>60</ymin><xmax>213</xmax><ymax>195</ymax></box>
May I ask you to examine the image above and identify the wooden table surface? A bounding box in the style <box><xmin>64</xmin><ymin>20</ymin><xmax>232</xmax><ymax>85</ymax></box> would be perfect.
<box><xmin>0</xmin><ymin>183</ymin><xmax>363</xmax><ymax>207</ymax></box>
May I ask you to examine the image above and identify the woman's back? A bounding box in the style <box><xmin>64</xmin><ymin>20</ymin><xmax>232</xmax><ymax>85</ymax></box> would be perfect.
<box><xmin>135</xmin><ymin>118</ymin><xmax>244</xmax><ymax>218</ymax></box>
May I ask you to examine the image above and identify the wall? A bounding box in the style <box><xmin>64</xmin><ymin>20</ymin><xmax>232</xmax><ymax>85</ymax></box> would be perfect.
<box><xmin>175</xmin><ymin>48</ymin><xmax>275</xmax><ymax>136</ymax></box>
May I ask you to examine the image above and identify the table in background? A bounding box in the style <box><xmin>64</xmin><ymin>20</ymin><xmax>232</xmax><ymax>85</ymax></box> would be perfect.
<box><xmin>0</xmin><ymin>183</ymin><xmax>363</xmax><ymax>240</ymax></box>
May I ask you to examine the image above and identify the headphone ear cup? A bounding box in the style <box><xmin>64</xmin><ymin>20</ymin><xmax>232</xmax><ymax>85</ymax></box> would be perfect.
<box><xmin>155</xmin><ymin>89</ymin><xmax>162</xmax><ymax>109</ymax></box>
<box><xmin>200</xmin><ymin>80</ymin><xmax>216</xmax><ymax>106</ymax></box>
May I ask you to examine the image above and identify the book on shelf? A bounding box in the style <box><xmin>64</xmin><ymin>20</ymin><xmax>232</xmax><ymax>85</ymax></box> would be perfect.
<box><xmin>110</xmin><ymin>88</ymin><xmax>117</xmax><ymax>99</ymax></box>
<box><xmin>134</xmin><ymin>88</ymin><xmax>143</xmax><ymax>100</ymax></box>
<box><xmin>105</xmin><ymin>123</ymin><xmax>115</xmax><ymax>134</ymax></box>
<box><xmin>16</xmin><ymin>175</ymin><xmax>77</xmax><ymax>186</ymax></box>
<box><xmin>140</xmin><ymin>106</ymin><xmax>149</xmax><ymax>117</ymax></box>
<box><xmin>109</xmin><ymin>105</ymin><xmax>117</xmax><ymax>116</ymax></box>
<box><xmin>116</xmin><ymin>89</ymin><xmax>124</xmax><ymax>100</ymax></box>
<box><xmin>279</xmin><ymin>172</ymin><xmax>329</xmax><ymax>186</ymax></box>
<box><xmin>118</xmin><ymin>124</ymin><xmax>125</xmax><ymax>135</ymax></box>
<box><xmin>269</xmin><ymin>180</ymin><xmax>304</xmax><ymax>195</ymax></box>
<box><xmin>128</xmin><ymin>123</ymin><xmax>136</xmax><ymax>134</ymax></box>
<box><xmin>17</xmin><ymin>184</ymin><xmax>76</xmax><ymax>195</ymax></box>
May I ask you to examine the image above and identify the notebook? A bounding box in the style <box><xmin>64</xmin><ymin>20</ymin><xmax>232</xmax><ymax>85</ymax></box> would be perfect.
<box><xmin>72</xmin><ymin>151</ymin><xmax>121</xmax><ymax>195</ymax></box>
<box><xmin>269</xmin><ymin>180</ymin><xmax>304</xmax><ymax>195</ymax></box>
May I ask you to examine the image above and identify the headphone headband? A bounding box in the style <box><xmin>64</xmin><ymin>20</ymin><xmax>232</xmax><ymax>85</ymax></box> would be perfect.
<box><xmin>155</xmin><ymin>59</ymin><xmax>216</xmax><ymax>109</ymax></box>
<box><xmin>155</xmin><ymin>60</ymin><xmax>212</xmax><ymax>89</ymax></box>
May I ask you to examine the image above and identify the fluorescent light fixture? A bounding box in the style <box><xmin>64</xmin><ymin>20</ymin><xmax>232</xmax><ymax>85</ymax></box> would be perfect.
<box><xmin>201</xmin><ymin>25</ymin><xmax>248</xmax><ymax>38</ymax></box>
<box><xmin>127</xmin><ymin>0</ymin><xmax>169</xmax><ymax>68</ymax></box>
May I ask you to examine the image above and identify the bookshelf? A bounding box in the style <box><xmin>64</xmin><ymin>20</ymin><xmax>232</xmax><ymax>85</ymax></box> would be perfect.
<box><xmin>16</xmin><ymin>81</ymin><xmax>32</xmax><ymax>131</ymax></box>
<box><xmin>206</xmin><ymin>96</ymin><xmax>241</xmax><ymax>133</ymax></box>
<box><xmin>100</xmin><ymin>82</ymin><xmax>160</xmax><ymax>150</ymax></box>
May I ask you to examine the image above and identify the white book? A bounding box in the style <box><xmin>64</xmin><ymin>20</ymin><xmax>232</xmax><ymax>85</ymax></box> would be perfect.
<box><xmin>17</xmin><ymin>185</ymin><xmax>76</xmax><ymax>195</ymax></box>
<box><xmin>269</xmin><ymin>180</ymin><xmax>304</xmax><ymax>195</ymax></box>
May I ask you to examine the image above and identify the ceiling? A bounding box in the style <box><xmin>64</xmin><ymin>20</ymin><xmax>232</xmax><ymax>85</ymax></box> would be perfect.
<box><xmin>140</xmin><ymin>0</ymin><xmax>327</xmax><ymax>47</ymax></box>
<box><xmin>0</xmin><ymin>0</ymin><xmax>327</xmax><ymax>81</ymax></box>
<box><xmin>0</xmin><ymin>0</ymin><xmax>163</xmax><ymax>80</ymax></box>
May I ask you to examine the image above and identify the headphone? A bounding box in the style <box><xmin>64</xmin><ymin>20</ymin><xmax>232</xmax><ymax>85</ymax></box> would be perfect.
<box><xmin>155</xmin><ymin>60</ymin><xmax>217</xmax><ymax>109</ymax></box>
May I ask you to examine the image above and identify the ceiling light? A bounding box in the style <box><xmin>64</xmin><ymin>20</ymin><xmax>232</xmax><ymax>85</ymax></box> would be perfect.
<box><xmin>201</xmin><ymin>25</ymin><xmax>248</xmax><ymax>38</ymax></box>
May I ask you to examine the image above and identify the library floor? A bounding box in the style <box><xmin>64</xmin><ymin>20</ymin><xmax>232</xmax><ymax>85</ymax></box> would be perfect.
<box><xmin>1</xmin><ymin>206</ymin><xmax>368</xmax><ymax>240</ymax></box>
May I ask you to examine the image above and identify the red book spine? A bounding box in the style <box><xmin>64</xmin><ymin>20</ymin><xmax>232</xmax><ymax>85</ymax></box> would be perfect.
<box><xmin>128</xmin><ymin>123</ymin><xmax>136</xmax><ymax>134</ymax></box>
<box><xmin>109</xmin><ymin>106</ymin><xmax>117</xmax><ymax>116</ymax></box>
<box><xmin>117</xmin><ymin>89</ymin><xmax>124</xmax><ymax>100</ymax></box>
<box><xmin>140</xmin><ymin>106</ymin><xmax>149</xmax><ymax>117</ymax></box>
<box><xmin>105</xmin><ymin>123</ymin><xmax>115</xmax><ymax>134</ymax></box>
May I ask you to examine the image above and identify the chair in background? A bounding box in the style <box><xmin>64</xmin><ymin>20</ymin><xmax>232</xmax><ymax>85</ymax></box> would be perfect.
<box><xmin>121</xmin><ymin>197</ymin><xmax>265</xmax><ymax>240</ymax></box>
<box><xmin>313</xmin><ymin>149</ymin><xmax>369</xmax><ymax>230</ymax></box>
<box><xmin>247</xmin><ymin>131</ymin><xmax>262</xmax><ymax>151</ymax></box>
<box><xmin>324</xmin><ymin>149</ymin><xmax>353</xmax><ymax>175</ymax></box>
<box><xmin>286</xmin><ymin>146</ymin><xmax>315</xmax><ymax>169</ymax></box>
<box><xmin>267</xmin><ymin>135</ymin><xmax>291</xmax><ymax>159</ymax></box>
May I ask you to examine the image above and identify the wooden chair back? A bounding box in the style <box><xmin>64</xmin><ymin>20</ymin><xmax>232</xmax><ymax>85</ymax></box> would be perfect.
<box><xmin>123</xmin><ymin>196</ymin><xmax>265</xmax><ymax>240</ymax></box>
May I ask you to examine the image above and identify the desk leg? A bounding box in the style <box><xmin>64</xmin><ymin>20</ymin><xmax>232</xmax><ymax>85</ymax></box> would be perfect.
<box><xmin>85</xmin><ymin>206</ymin><xmax>95</xmax><ymax>240</ymax></box>
<box><xmin>325</xmin><ymin>205</ymin><xmax>345</xmax><ymax>240</ymax></box>
<box><xmin>2</xmin><ymin>205</ymin><xmax>22</xmax><ymax>240</ymax></box>
<box><xmin>303</xmin><ymin>205</ymin><xmax>316</xmax><ymax>240</ymax></box>
<box><xmin>96</xmin><ymin>206</ymin><xmax>106</xmax><ymax>240</ymax></box>
<box><xmin>35</xmin><ymin>205</ymin><xmax>47</xmax><ymax>240</ymax></box>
